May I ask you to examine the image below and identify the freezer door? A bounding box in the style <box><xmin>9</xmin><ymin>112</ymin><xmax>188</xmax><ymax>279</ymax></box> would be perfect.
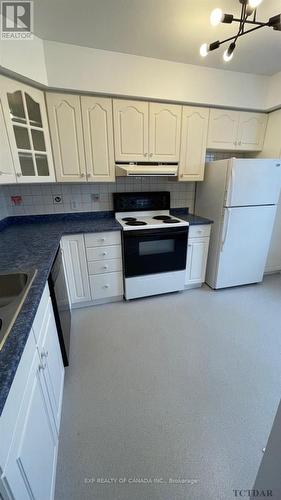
<box><xmin>214</xmin><ymin>205</ymin><xmax>277</xmax><ymax>289</ymax></box>
<box><xmin>225</xmin><ymin>159</ymin><xmax>281</xmax><ymax>207</ymax></box>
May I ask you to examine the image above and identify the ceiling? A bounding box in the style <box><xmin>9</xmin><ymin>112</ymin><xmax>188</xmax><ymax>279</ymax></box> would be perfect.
<box><xmin>34</xmin><ymin>0</ymin><xmax>281</xmax><ymax>76</ymax></box>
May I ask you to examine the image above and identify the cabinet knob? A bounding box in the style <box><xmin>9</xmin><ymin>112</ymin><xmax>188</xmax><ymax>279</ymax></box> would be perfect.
<box><xmin>149</xmin><ymin>153</ymin><xmax>153</xmax><ymax>157</ymax></box>
<box><xmin>80</xmin><ymin>172</ymin><xmax>85</xmax><ymax>177</ymax></box>
<box><xmin>102</xmin><ymin>252</ymin><xmax>107</xmax><ymax>256</ymax></box>
<box><xmin>144</xmin><ymin>153</ymin><xmax>148</xmax><ymax>157</ymax></box>
<box><xmin>86</xmin><ymin>173</ymin><xmax>91</xmax><ymax>179</ymax></box>
<box><xmin>39</xmin><ymin>362</ymin><xmax>46</xmax><ymax>371</ymax></box>
<box><xmin>103</xmin><ymin>284</ymin><xmax>110</xmax><ymax>288</ymax></box>
<box><xmin>101</xmin><ymin>237</ymin><xmax>106</xmax><ymax>242</ymax></box>
<box><xmin>41</xmin><ymin>349</ymin><xmax>48</xmax><ymax>359</ymax></box>
<box><xmin>16</xmin><ymin>172</ymin><xmax>22</xmax><ymax>177</ymax></box>
<box><xmin>103</xmin><ymin>265</ymin><xmax>108</xmax><ymax>270</ymax></box>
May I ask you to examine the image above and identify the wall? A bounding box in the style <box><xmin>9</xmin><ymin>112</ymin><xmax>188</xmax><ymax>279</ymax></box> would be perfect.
<box><xmin>266</xmin><ymin>71</ymin><xmax>281</xmax><ymax>111</ymax></box>
<box><xmin>0</xmin><ymin>30</ymin><xmax>48</xmax><ymax>85</ymax></box>
<box><xmin>44</xmin><ymin>41</ymin><xmax>270</xmax><ymax>111</ymax></box>
<box><xmin>0</xmin><ymin>178</ymin><xmax>195</xmax><ymax>217</ymax></box>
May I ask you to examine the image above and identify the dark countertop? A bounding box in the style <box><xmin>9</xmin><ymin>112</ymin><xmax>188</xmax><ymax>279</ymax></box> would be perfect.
<box><xmin>0</xmin><ymin>208</ymin><xmax>212</xmax><ymax>415</ymax></box>
<box><xmin>171</xmin><ymin>208</ymin><xmax>213</xmax><ymax>225</ymax></box>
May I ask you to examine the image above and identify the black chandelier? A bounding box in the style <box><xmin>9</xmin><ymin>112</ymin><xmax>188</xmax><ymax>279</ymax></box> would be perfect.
<box><xmin>200</xmin><ymin>0</ymin><xmax>281</xmax><ymax>62</ymax></box>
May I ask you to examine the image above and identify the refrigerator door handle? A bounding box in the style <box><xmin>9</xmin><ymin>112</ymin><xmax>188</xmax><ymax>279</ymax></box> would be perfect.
<box><xmin>227</xmin><ymin>166</ymin><xmax>235</xmax><ymax>206</ymax></box>
<box><xmin>221</xmin><ymin>208</ymin><xmax>230</xmax><ymax>252</ymax></box>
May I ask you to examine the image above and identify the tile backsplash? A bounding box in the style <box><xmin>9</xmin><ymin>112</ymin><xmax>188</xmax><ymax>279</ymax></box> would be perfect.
<box><xmin>1</xmin><ymin>177</ymin><xmax>195</xmax><ymax>217</ymax></box>
<box><xmin>0</xmin><ymin>188</ymin><xmax>8</xmax><ymax>221</ymax></box>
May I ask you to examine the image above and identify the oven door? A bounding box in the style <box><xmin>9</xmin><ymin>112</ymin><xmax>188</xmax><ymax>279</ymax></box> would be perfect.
<box><xmin>123</xmin><ymin>227</ymin><xmax>188</xmax><ymax>278</ymax></box>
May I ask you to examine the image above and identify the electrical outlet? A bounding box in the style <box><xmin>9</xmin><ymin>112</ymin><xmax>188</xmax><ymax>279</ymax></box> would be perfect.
<box><xmin>53</xmin><ymin>195</ymin><xmax>63</xmax><ymax>205</ymax></box>
<box><xmin>91</xmin><ymin>193</ymin><xmax>100</xmax><ymax>202</ymax></box>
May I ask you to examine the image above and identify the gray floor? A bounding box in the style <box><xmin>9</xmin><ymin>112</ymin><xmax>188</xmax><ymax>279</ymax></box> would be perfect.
<box><xmin>55</xmin><ymin>275</ymin><xmax>281</xmax><ymax>500</ymax></box>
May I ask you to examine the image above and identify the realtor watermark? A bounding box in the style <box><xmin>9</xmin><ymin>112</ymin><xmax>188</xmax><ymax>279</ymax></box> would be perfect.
<box><xmin>233</xmin><ymin>490</ymin><xmax>273</xmax><ymax>497</ymax></box>
<box><xmin>84</xmin><ymin>477</ymin><xmax>199</xmax><ymax>486</ymax></box>
<box><xmin>1</xmin><ymin>1</ymin><xmax>33</xmax><ymax>39</ymax></box>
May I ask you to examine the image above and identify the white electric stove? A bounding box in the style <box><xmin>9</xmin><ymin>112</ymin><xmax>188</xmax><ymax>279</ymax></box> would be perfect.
<box><xmin>114</xmin><ymin>192</ymin><xmax>189</xmax><ymax>300</ymax></box>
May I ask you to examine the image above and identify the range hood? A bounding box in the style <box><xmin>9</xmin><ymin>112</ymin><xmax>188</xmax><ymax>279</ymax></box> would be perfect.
<box><xmin>116</xmin><ymin>163</ymin><xmax>178</xmax><ymax>177</ymax></box>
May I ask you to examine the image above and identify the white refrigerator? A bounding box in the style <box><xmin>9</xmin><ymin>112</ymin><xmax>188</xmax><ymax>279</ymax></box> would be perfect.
<box><xmin>196</xmin><ymin>158</ymin><xmax>281</xmax><ymax>289</ymax></box>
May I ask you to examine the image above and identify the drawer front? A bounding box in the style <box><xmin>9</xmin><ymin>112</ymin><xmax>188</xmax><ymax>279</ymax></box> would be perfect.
<box><xmin>86</xmin><ymin>245</ymin><xmax>122</xmax><ymax>261</ymax></box>
<box><xmin>84</xmin><ymin>231</ymin><xmax>121</xmax><ymax>247</ymax></box>
<box><xmin>88</xmin><ymin>259</ymin><xmax>122</xmax><ymax>275</ymax></box>
<box><xmin>188</xmin><ymin>225</ymin><xmax>211</xmax><ymax>239</ymax></box>
<box><xmin>90</xmin><ymin>272</ymin><xmax>123</xmax><ymax>300</ymax></box>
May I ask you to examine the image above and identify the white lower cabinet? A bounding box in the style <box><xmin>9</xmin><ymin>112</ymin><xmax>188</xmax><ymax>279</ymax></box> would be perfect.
<box><xmin>0</xmin><ymin>283</ymin><xmax>64</xmax><ymax>500</ymax></box>
<box><xmin>61</xmin><ymin>234</ymin><xmax>91</xmax><ymax>305</ymax></box>
<box><xmin>185</xmin><ymin>225</ymin><xmax>211</xmax><ymax>288</ymax></box>
<box><xmin>62</xmin><ymin>231</ymin><xmax>124</xmax><ymax>307</ymax></box>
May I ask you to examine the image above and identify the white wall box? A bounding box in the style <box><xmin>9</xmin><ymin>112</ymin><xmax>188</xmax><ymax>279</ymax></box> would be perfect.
<box><xmin>0</xmin><ymin>75</ymin><xmax>55</xmax><ymax>184</ymax></box>
<box><xmin>259</xmin><ymin>109</ymin><xmax>281</xmax><ymax>273</ymax></box>
<box><xmin>61</xmin><ymin>234</ymin><xmax>91</xmax><ymax>305</ymax></box>
<box><xmin>185</xmin><ymin>225</ymin><xmax>211</xmax><ymax>289</ymax></box>
<box><xmin>179</xmin><ymin>106</ymin><xmax>209</xmax><ymax>181</ymax></box>
<box><xmin>207</xmin><ymin>109</ymin><xmax>267</xmax><ymax>151</ymax></box>
<box><xmin>0</xmin><ymin>283</ymin><xmax>64</xmax><ymax>500</ymax></box>
<box><xmin>113</xmin><ymin>99</ymin><xmax>181</xmax><ymax>162</ymax></box>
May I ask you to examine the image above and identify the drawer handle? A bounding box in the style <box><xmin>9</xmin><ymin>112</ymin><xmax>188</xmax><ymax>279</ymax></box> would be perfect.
<box><xmin>103</xmin><ymin>284</ymin><xmax>110</xmax><ymax>288</ymax></box>
<box><xmin>100</xmin><ymin>237</ymin><xmax>106</xmax><ymax>242</ymax></box>
<box><xmin>103</xmin><ymin>265</ymin><xmax>108</xmax><ymax>270</ymax></box>
<box><xmin>39</xmin><ymin>362</ymin><xmax>46</xmax><ymax>371</ymax></box>
<box><xmin>41</xmin><ymin>349</ymin><xmax>49</xmax><ymax>359</ymax></box>
<box><xmin>102</xmin><ymin>252</ymin><xmax>107</xmax><ymax>256</ymax></box>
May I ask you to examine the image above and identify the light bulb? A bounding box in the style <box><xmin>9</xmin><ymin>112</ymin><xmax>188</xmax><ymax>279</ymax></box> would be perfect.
<box><xmin>210</xmin><ymin>8</ymin><xmax>223</xmax><ymax>26</ymax></box>
<box><xmin>223</xmin><ymin>42</ymin><xmax>236</xmax><ymax>62</ymax></box>
<box><xmin>248</xmin><ymin>0</ymin><xmax>263</xmax><ymax>8</ymax></box>
<box><xmin>223</xmin><ymin>49</ymin><xmax>233</xmax><ymax>62</ymax></box>
<box><xmin>200</xmin><ymin>43</ymin><xmax>209</xmax><ymax>57</ymax></box>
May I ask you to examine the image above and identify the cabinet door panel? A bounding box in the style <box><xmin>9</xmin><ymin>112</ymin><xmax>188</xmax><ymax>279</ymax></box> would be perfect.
<box><xmin>81</xmin><ymin>96</ymin><xmax>115</xmax><ymax>182</ymax></box>
<box><xmin>185</xmin><ymin>237</ymin><xmax>209</xmax><ymax>285</ymax></box>
<box><xmin>237</xmin><ymin>112</ymin><xmax>267</xmax><ymax>151</ymax></box>
<box><xmin>179</xmin><ymin>106</ymin><xmax>209</xmax><ymax>181</ymax></box>
<box><xmin>149</xmin><ymin>103</ymin><xmax>181</xmax><ymax>161</ymax></box>
<box><xmin>0</xmin><ymin>95</ymin><xmax>17</xmax><ymax>184</ymax></box>
<box><xmin>3</xmin><ymin>351</ymin><xmax>58</xmax><ymax>500</ymax></box>
<box><xmin>40</xmin><ymin>300</ymin><xmax>64</xmax><ymax>432</ymax></box>
<box><xmin>61</xmin><ymin>235</ymin><xmax>91</xmax><ymax>305</ymax></box>
<box><xmin>207</xmin><ymin>109</ymin><xmax>240</xmax><ymax>150</ymax></box>
<box><xmin>46</xmin><ymin>93</ymin><xmax>86</xmax><ymax>182</ymax></box>
<box><xmin>113</xmin><ymin>99</ymin><xmax>148</xmax><ymax>161</ymax></box>
<box><xmin>0</xmin><ymin>75</ymin><xmax>55</xmax><ymax>183</ymax></box>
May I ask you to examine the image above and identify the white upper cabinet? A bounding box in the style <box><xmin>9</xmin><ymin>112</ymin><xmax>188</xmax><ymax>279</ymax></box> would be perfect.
<box><xmin>46</xmin><ymin>93</ymin><xmax>87</xmax><ymax>182</ymax></box>
<box><xmin>0</xmin><ymin>89</ymin><xmax>17</xmax><ymax>184</ymax></box>
<box><xmin>179</xmin><ymin>106</ymin><xmax>209</xmax><ymax>181</ymax></box>
<box><xmin>207</xmin><ymin>109</ymin><xmax>240</xmax><ymax>150</ymax></box>
<box><xmin>149</xmin><ymin>103</ymin><xmax>181</xmax><ymax>162</ymax></box>
<box><xmin>0</xmin><ymin>75</ymin><xmax>55</xmax><ymax>183</ymax></box>
<box><xmin>237</xmin><ymin>112</ymin><xmax>268</xmax><ymax>151</ymax></box>
<box><xmin>113</xmin><ymin>99</ymin><xmax>149</xmax><ymax>161</ymax></box>
<box><xmin>207</xmin><ymin>108</ymin><xmax>267</xmax><ymax>151</ymax></box>
<box><xmin>81</xmin><ymin>96</ymin><xmax>115</xmax><ymax>182</ymax></box>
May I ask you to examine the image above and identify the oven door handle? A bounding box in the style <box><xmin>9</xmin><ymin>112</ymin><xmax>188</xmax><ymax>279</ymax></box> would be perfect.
<box><xmin>123</xmin><ymin>227</ymin><xmax>188</xmax><ymax>239</ymax></box>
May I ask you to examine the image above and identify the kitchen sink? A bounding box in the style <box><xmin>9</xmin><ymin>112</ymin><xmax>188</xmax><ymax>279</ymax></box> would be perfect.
<box><xmin>0</xmin><ymin>270</ymin><xmax>37</xmax><ymax>350</ymax></box>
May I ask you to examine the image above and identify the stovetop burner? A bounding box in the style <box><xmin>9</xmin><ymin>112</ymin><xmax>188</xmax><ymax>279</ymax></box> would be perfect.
<box><xmin>163</xmin><ymin>219</ymin><xmax>180</xmax><ymax>224</ymax></box>
<box><xmin>125</xmin><ymin>220</ymin><xmax>148</xmax><ymax>226</ymax></box>
<box><xmin>152</xmin><ymin>215</ymin><xmax>172</xmax><ymax>220</ymax></box>
<box><xmin>122</xmin><ymin>217</ymin><xmax>137</xmax><ymax>221</ymax></box>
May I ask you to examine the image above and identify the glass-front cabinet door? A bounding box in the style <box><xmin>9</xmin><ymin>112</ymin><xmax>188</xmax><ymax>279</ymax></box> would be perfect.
<box><xmin>0</xmin><ymin>75</ymin><xmax>55</xmax><ymax>183</ymax></box>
